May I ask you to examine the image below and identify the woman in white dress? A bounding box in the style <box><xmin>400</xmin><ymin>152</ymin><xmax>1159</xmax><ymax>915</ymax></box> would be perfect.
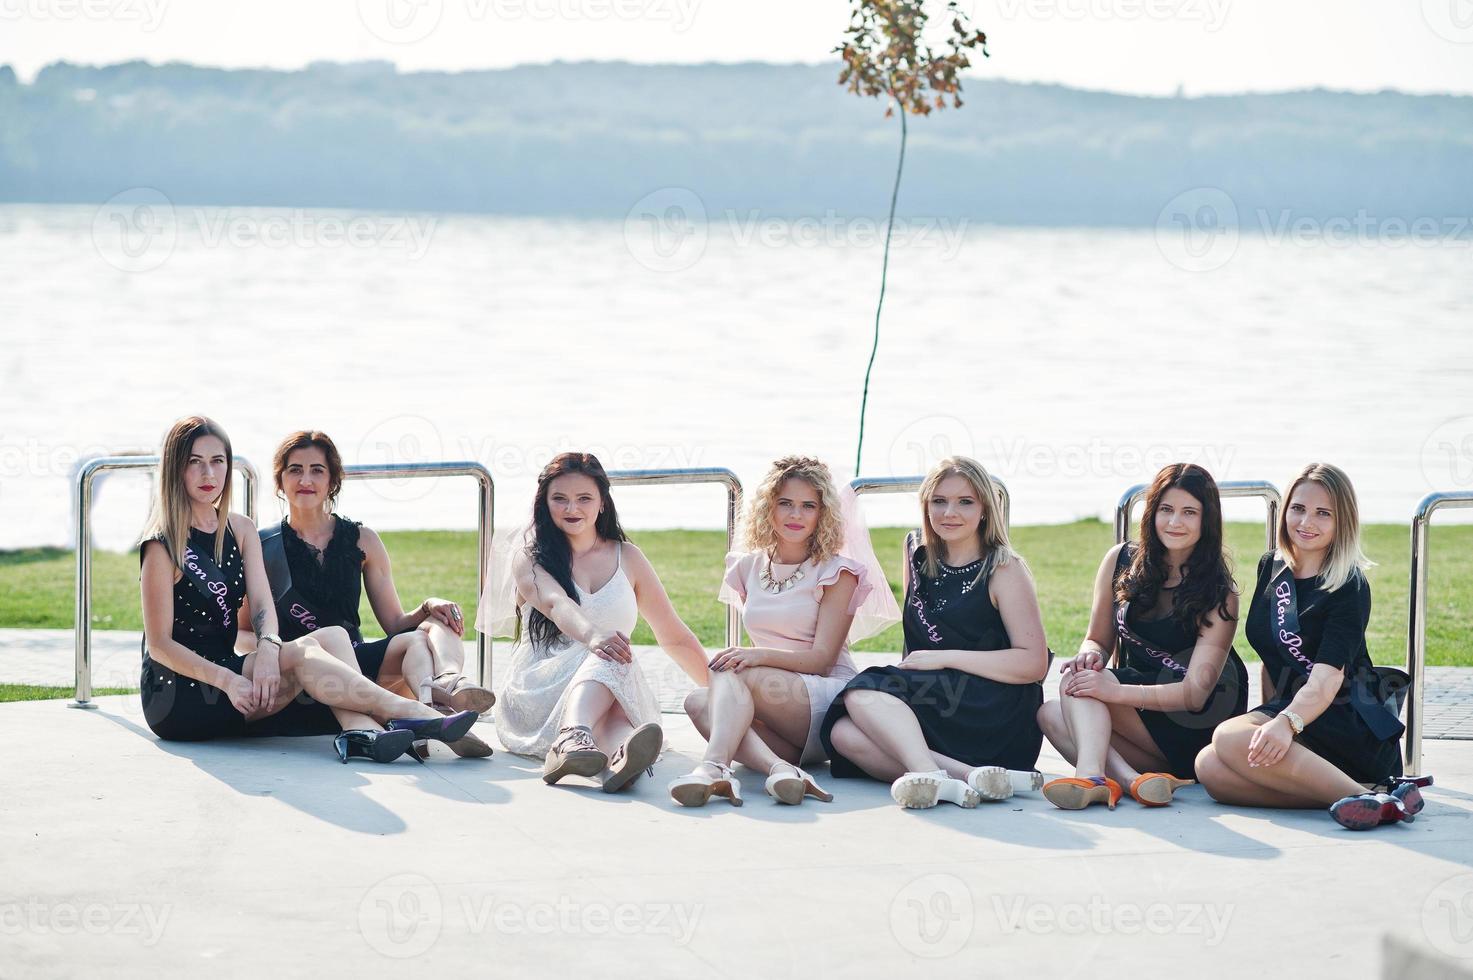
<box><xmin>671</xmin><ymin>456</ymin><xmax>899</xmax><ymax>807</ymax></box>
<box><xmin>487</xmin><ymin>452</ymin><xmax>709</xmax><ymax>792</ymax></box>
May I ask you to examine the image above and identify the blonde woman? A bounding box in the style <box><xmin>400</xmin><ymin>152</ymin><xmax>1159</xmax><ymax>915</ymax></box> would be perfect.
<box><xmin>821</xmin><ymin>457</ymin><xmax>1050</xmax><ymax>809</ymax></box>
<box><xmin>671</xmin><ymin>456</ymin><xmax>898</xmax><ymax>807</ymax></box>
<box><xmin>1196</xmin><ymin>464</ymin><xmax>1422</xmax><ymax>829</ymax></box>
<box><xmin>138</xmin><ymin>416</ymin><xmax>479</xmax><ymax>762</ymax></box>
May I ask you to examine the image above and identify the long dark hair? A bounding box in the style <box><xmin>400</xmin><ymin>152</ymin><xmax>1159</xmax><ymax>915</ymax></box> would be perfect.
<box><xmin>526</xmin><ymin>452</ymin><xmax>628</xmax><ymax>651</ymax></box>
<box><xmin>1116</xmin><ymin>463</ymin><xmax>1235</xmax><ymax>633</ymax></box>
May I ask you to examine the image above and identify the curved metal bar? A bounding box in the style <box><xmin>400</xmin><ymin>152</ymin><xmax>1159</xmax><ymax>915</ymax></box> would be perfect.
<box><xmin>72</xmin><ymin>454</ymin><xmax>258</xmax><ymax>708</ymax></box>
<box><xmin>1115</xmin><ymin>479</ymin><xmax>1281</xmax><ymax>551</ymax></box>
<box><xmin>338</xmin><ymin>461</ymin><xmax>495</xmax><ymax>686</ymax></box>
<box><xmin>850</xmin><ymin>474</ymin><xmax>1011</xmax><ymax>533</ymax></box>
<box><xmin>1406</xmin><ymin>490</ymin><xmax>1473</xmax><ymax>776</ymax></box>
<box><xmin>605</xmin><ymin>468</ymin><xmax>744</xmax><ymax>647</ymax></box>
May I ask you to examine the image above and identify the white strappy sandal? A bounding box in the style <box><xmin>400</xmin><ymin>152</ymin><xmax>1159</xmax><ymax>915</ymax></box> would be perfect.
<box><xmin>668</xmin><ymin>761</ymin><xmax>743</xmax><ymax>808</ymax></box>
<box><xmin>765</xmin><ymin>761</ymin><xmax>834</xmax><ymax>805</ymax></box>
<box><xmin>891</xmin><ymin>770</ymin><xmax>980</xmax><ymax>809</ymax></box>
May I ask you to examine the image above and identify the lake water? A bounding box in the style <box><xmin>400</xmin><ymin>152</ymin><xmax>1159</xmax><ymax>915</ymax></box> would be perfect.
<box><xmin>2</xmin><ymin>202</ymin><xmax>1471</xmax><ymax>551</ymax></box>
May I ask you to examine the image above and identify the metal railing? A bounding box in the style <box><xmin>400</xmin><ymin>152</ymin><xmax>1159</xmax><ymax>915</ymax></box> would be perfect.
<box><xmin>1115</xmin><ymin>480</ymin><xmax>1282</xmax><ymax>551</ymax></box>
<box><xmin>72</xmin><ymin>455</ymin><xmax>259</xmax><ymax>708</ymax></box>
<box><xmin>606</xmin><ymin>468</ymin><xmax>744</xmax><ymax>647</ymax></box>
<box><xmin>338</xmin><ymin>462</ymin><xmax>495</xmax><ymax>686</ymax></box>
<box><xmin>1405</xmin><ymin>490</ymin><xmax>1473</xmax><ymax>776</ymax></box>
<box><xmin>851</xmin><ymin>474</ymin><xmax>1012</xmax><ymax>597</ymax></box>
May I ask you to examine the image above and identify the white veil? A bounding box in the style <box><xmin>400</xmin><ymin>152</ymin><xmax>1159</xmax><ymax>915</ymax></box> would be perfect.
<box><xmin>836</xmin><ymin>483</ymin><xmax>902</xmax><ymax>643</ymax></box>
<box><xmin>476</xmin><ymin>521</ymin><xmax>534</xmax><ymax>640</ymax></box>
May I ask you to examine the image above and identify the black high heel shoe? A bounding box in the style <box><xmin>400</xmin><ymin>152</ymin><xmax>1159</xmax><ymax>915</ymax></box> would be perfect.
<box><xmin>333</xmin><ymin>728</ymin><xmax>419</xmax><ymax>764</ymax></box>
<box><xmin>387</xmin><ymin>709</ymin><xmax>479</xmax><ymax>746</ymax></box>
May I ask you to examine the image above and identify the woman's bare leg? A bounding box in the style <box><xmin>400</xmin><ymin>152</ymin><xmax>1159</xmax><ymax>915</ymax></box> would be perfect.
<box><xmin>841</xmin><ymin>689</ymin><xmax>941</xmax><ymax>774</ymax></box>
<box><xmin>261</xmin><ymin>627</ymin><xmax>443</xmax><ymax>723</ymax></box>
<box><xmin>1209</xmin><ymin>714</ymin><xmax>1364</xmax><ymax>806</ymax></box>
<box><xmin>376</xmin><ymin>630</ymin><xmax>436</xmax><ymax>703</ymax></box>
<box><xmin>684</xmin><ymin>687</ymin><xmax>804</xmax><ymax>770</ymax></box>
<box><xmin>1195</xmin><ymin>745</ymin><xmax>1324</xmax><ymax>808</ymax></box>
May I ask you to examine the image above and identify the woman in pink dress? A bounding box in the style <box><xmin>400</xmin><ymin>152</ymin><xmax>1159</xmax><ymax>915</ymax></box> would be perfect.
<box><xmin>670</xmin><ymin>456</ymin><xmax>898</xmax><ymax>807</ymax></box>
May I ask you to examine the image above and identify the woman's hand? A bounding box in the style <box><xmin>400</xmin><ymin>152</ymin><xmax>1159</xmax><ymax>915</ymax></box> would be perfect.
<box><xmin>251</xmin><ymin>643</ymin><xmax>281</xmax><ymax>709</ymax></box>
<box><xmin>223</xmin><ymin>674</ymin><xmax>259</xmax><ymax>716</ymax></box>
<box><xmin>421</xmin><ymin>597</ymin><xmax>465</xmax><ymax>636</ymax></box>
<box><xmin>708</xmin><ymin>647</ymin><xmax>765</xmax><ymax>673</ymax></box>
<box><xmin>898</xmin><ymin>650</ymin><xmax>950</xmax><ymax>672</ymax></box>
<box><xmin>1248</xmin><ymin>715</ymin><xmax>1294</xmax><ymax>768</ymax></box>
<box><xmin>1063</xmin><ymin>665</ymin><xmax>1122</xmax><ymax>702</ymax></box>
<box><xmin>1060</xmin><ymin>650</ymin><xmax>1104</xmax><ymax>676</ymax></box>
<box><xmin>589</xmin><ymin>630</ymin><xmax>632</xmax><ymax>664</ymax></box>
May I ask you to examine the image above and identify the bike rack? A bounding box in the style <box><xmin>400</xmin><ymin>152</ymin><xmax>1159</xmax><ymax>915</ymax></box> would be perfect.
<box><xmin>851</xmin><ymin>474</ymin><xmax>1012</xmax><ymax>595</ymax></box>
<box><xmin>605</xmin><ymin>468</ymin><xmax>744</xmax><ymax>647</ymax></box>
<box><xmin>72</xmin><ymin>455</ymin><xmax>259</xmax><ymax>708</ymax></box>
<box><xmin>337</xmin><ymin>462</ymin><xmax>495</xmax><ymax>687</ymax></box>
<box><xmin>1405</xmin><ymin>490</ymin><xmax>1473</xmax><ymax>776</ymax></box>
<box><xmin>1115</xmin><ymin>480</ymin><xmax>1282</xmax><ymax>551</ymax></box>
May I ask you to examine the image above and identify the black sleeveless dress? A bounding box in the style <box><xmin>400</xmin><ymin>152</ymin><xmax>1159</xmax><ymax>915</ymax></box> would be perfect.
<box><xmin>1245</xmin><ymin>551</ymin><xmax>1400</xmax><ymax>784</ymax></box>
<box><xmin>1108</xmin><ymin>543</ymin><xmax>1248</xmax><ymax>779</ymax></box>
<box><xmin>139</xmin><ymin>526</ymin><xmax>251</xmax><ymax>741</ymax></box>
<box><xmin>248</xmin><ymin>516</ymin><xmax>401</xmax><ymax>737</ymax></box>
<box><xmin>819</xmin><ymin>543</ymin><xmax>1045</xmax><ymax>777</ymax></box>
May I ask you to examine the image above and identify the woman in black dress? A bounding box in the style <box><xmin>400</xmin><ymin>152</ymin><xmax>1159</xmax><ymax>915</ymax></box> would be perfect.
<box><xmin>819</xmin><ymin>456</ymin><xmax>1050</xmax><ymax>810</ymax></box>
<box><xmin>1197</xmin><ymin>463</ymin><xmax>1421</xmax><ymax>830</ymax></box>
<box><xmin>1037</xmin><ymin>463</ymin><xmax>1246</xmax><ymax>810</ymax></box>
<box><xmin>139</xmin><ymin>417</ymin><xmax>481</xmax><ymax>761</ymax></box>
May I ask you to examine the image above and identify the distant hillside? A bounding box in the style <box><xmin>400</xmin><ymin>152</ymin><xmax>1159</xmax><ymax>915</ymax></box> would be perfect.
<box><xmin>1</xmin><ymin>60</ymin><xmax>1470</xmax><ymax>225</ymax></box>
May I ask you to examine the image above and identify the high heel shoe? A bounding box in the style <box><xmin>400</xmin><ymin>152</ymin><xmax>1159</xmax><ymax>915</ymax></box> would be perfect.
<box><xmin>891</xmin><ymin>770</ymin><xmax>979</xmax><ymax>809</ymax></box>
<box><xmin>387</xmin><ymin>710</ymin><xmax>479</xmax><ymax>746</ymax></box>
<box><xmin>765</xmin><ymin>762</ymin><xmax>833</xmax><ymax>805</ymax></box>
<box><xmin>1391</xmin><ymin>781</ymin><xmax>1426</xmax><ymax>817</ymax></box>
<box><xmin>333</xmin><ymin>728</ymin><xmax>418</xmax><ymax>764</ymax></box>
<box><xmin>668</xmin><ymin>761</ymin><xmax>743</xmax><ymax>807</ymax></box>
<box><xmin>967</xmin><ymin>766</ymin><xmax>1046</xmax><ymax>802</ymax></box>
<box><xmin>1042</xmin><ymin>775</ymin><xmax>1122</xmax><ymax>810</ymax></box>
<box><xmin>1129</xmin><ymin>772</ymin><xmax>1195</xmax><ymax>807</ymax></box>
<box><xmin>602</xmin><ymin>723</ymin><xmax>663</xmax><ymax>794</ymax></box>
<box><xmin>1330</xmin><ymin>791</ymin><xmax>1413</xmax><ymax>830</ymax></box>
<box><xmin>542</xmin><ymin>725</ymin><xmax>607</xmax><ymax>785</ymax></box>
<box><xmin>424</xmin><ymin>671</ymin><xmax>496</xmax><ymax>714</ymax></box>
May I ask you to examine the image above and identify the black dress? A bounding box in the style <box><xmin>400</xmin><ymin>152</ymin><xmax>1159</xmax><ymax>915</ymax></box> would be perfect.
<box><xmin>819</xmin><ymin>544</ymin><xmax>1044</xmax><ymax>777</ymax></box>
<box><xmin>138</xmin><ymin>526</ymin><xmax>252</xmax><ymax>741</ymax></box>
<box><xmin>1245</xmin><ymin>551</ymin><xmax>1401</xmax><ymax>784</ymax></box>
<box><xmin>1107</xmin><ymin>543</ymin><xmax>1249</xmax><ymax>780</ymax></box>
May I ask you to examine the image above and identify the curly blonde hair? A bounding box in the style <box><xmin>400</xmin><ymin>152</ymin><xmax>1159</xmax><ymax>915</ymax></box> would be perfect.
<box><xmin>741</xmin><ymin>456</ymin><xmax>845</xmax><ymax>564</ymax></box>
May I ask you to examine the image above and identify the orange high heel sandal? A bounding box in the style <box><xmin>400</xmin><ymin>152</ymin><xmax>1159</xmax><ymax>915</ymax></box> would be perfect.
<box><xmin>1042</xmin><ymin>776</ymin><xmax>1122</xmax><ymax>810</ymax></box>
<box><xmin>1129</xmin><ymin>773</ymin><xmax>1194</xmax><ymax>807</ymax></box>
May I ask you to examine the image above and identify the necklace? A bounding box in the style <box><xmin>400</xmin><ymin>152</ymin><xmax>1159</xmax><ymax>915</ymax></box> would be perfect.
<box><xmin>759</xmin><ymin>553</ymin><xmax>807</xmax><ymax>593</ymax></box>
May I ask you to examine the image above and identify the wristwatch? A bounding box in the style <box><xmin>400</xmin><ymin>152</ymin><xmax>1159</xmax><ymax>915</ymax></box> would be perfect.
<box><xmin>1282</xmin><ymin>710</ymin><xmax>1305</xmax><ymax>736</ymax></box>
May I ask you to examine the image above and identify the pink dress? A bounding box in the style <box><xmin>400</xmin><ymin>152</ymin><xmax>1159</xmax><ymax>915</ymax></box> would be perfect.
<box><xmin>720</xmin><ymin>550</ymin><xmax>874</xmax><ymax>764</ymax></box>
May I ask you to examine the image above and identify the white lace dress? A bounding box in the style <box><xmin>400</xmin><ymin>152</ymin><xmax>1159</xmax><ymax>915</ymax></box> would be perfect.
<box><xmin>491</xmin><ymin>543</ymin><xmax>661</xmax><ymax>759</ymax></box>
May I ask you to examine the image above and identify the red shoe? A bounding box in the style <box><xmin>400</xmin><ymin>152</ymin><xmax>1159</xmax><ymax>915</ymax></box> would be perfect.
<box><xmin>1391</xmin><ymin>781</ymin><xmax>1426</xmax><ymax>817</ymax></box>
<box><xmin>1042</xmin><ymin>776</ymin><xmax>1122</xmax><ymax>811</ymax></box>
<box><xmin>1329</xmin><ymin>792</ymin><xmax>1411</xmax><ymax>831</ymax></box>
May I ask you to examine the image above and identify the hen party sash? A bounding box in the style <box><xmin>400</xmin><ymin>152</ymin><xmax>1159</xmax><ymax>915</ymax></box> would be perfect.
<box><xmin>179</xmin><ymin>536</ymin><xmax>234</xmax><ymax>630</ymax></box>
<box><xmin>1269</xmin><ymin>557</ymin><xmax>1404</xmax><ymax>741</ymax></box>
<box><xmin>1113</xmin><ymin>602</ymin><xmax>1189</xmax><ymax>677</ymax></box>
<box><xmin>260</xmin><ymin>523</ymin><xmax>363</xmax><ymax>646</ymax></box>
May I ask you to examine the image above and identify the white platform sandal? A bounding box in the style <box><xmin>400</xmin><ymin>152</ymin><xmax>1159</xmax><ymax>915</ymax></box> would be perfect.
<box><xmin>891</xmin><ymin>770</ymin><xmax>980</xmax><ymax>809</ymax></box>
<box><xmin>966</xmin><ymin>765</ymin><xmax>1046</xmax><ymax>801</ymax></box>
<box><xmin>765</xmin><ymin>761</ymin><xmax>834</xmax><ymax>805</ymax></box>
<box><xmin>668</xmin><ymin>761</ymin><xmax>743</xmax><ymax>808</ymax></box>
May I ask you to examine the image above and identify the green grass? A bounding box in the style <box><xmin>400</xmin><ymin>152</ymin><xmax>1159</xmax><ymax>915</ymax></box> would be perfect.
<box><xmin>3</xmin><ymin>522</ymin><xmax>1470</xmax><ymax>666</ymax></box>
<box><xmin>0</xmin><ymin>684</ymin><xmax>134</xmax><ymax>702</ymax></box>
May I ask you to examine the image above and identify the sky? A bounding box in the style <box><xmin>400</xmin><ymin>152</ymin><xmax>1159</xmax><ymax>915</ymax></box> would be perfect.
<box><xmin>2</xmin><ymin>0</ymin><xmax>1472</xmax><ymax>95</ymax></box>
